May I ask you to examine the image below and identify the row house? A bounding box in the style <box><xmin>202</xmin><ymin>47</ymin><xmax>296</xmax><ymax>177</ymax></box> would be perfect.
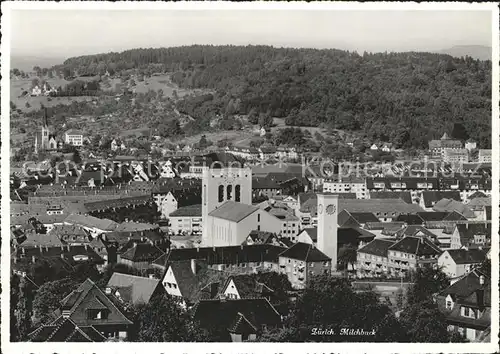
<box><xmin>322</xmin><ymin>178</ymin><xmax>368</xmax><ymax>199</ymax></box>
<box><xmin>356</xmin><ymin>239</ymin><xmax>396</xmax><ymax>278</ymax></box>
<box><xmin>437</xmin><ymin>248</ymin><xmax>488</xmax><ymax>279</ymax></box>
<box><xmin>168</xmin><ymin>204</ymin><xmax>202</xmax><ymax>235</ymax></box>
<box><xmin>449</xmin><ymin>222</ymin><xmax>491</xmax><ymax>250</ymax></box>
<box><xmin>428</xmin><ymin>132</ymin><xmax>462</xmax><ymax>159</ymax></box>
<box><xmin>225</xmin><ymin>146</ymin><xmax>260</xmax><ymax>161</ymax></box>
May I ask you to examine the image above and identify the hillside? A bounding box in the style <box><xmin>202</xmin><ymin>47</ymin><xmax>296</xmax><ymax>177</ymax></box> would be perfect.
<box><xmin>438</xmin><ymin>45</ymin><xmax>492</xmax><ymax>61</ymax></box>
<box><xmin>49</xmin><ymin>46</ymin><xmax>492</xmax><ymax>149</ymax></box>
<box><xmin>11</xmin><ymin>55</ymin><xmax>65</xmax><ymax>72</ymax></box>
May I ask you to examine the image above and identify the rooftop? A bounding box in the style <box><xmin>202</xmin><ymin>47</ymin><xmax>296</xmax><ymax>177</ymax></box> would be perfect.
<box><xmin>208</xmin><ymin>201</ymin><xmax>259</xmax><ymax>223</ymax></box>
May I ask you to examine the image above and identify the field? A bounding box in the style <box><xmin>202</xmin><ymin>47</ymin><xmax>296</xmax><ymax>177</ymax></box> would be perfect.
<box><xmin>164</xmin><ymin>129</ymin><xmax>255</xmax><ymax>147</ymax></box>
<box><xmin>10</xmin><ymin>74</ymin><xmax>210</xmax><ymax>114</ymax></box>
<box><xmin>10</xmin><ymin>77</ymin><xmax>98</xmax><ymax>113</ymax></box>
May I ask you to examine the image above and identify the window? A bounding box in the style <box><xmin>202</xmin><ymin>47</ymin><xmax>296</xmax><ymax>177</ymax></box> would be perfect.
<box><xmin>218</xmin><ymin>185</ymin><xmax>224</xmax><ymax>202</ymax></box>
<box><xmin>446</xmin><ymin>300</ymin><xmax>453</xmax><ymax>310</ymax></box>
<box><xmin>309</xmin><ymin>263</ymin><xmax>315</xmax><ymax>267</ymax></box>
<box><xmin>227</xmin><ymin>185</ymin><xmax>233</xmax><ymax>200</ymax></box>
<box><xmin>257</xmin><ymin>213</ymin><xmax>260</xmax><ymax>222</ymax></box>
<box><xmin>87</xmin><ymin>309</ymin><xmax>108</xmax><ymax>320</ymax></box>
<box><xmin>235</xmin><ymin>185</ymin><xmax>241</xmax><ymax>202</ymax></box>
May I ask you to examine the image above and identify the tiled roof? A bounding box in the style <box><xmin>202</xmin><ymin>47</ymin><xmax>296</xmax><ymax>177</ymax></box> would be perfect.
<box><xmin>455</xmin><ymin>223</ymin><xmax>492</xmax><ymax>247</ymax></box>
<box><xmin>64</xmin><ymin>214</ymin><xmax>118</xmax><ymax>231</ymax></box>
<box><xmin>223</xmin><ymin>275</ymin><xmax>274</xmax><ymax>298</ymax></box>
<box><xmin>119</xmin><ymin>243</ymin><xmax>165</xmax><ymax>262</ymax></box>
<box><xmin>65</xmin><ymin>129</ymin><xmax>84</xmax><ymax>136</ymax></box>
<box><xmin>389</xmin><ymin>236</ymin><xmax>442</xmax><ymax>256</ymax></box>
<box><xmin>154</xmin><ymin>244</ymin><xmax>286</xmax><ymax>268</ymax></box>
<box><xmin>84</xmin><ymin>195</ymin><xmax>152</xmax><ymax>213</ymax></box>
<box><xmin>208</xmin><ymin>201</ymin><xmax>259</xmax><ymax>222</ymax></box>
<box><xmin>370</xmin><ymin>191</ymin><xmax>413</xmax><ymax>204</ymax></box>
<box><xmin>192</xmin><ymin>298</ymin><xmax>281</xmax><ymax>335</ymax></box>
<box><xmin>169</xmin><ymin>204</ymin><xmax>202</xmax><ymax>217</ymax></box>
<box><xmin>438</xmin><ymin>268</ymin><xmax>489</xmax><ymax>301</ymax></box>
<box><xmin>114</xmin><ymin>221</ymin><xmax>158</xmax><ymax>232</ymax></box>
<box><xmin>339</xmin><ymin>199</ymin><xmax>424</xmax><ymax>214</ymax></box>
<box><xmin>252</xmin><ymin>177</ymin><xmax>282</xmax><ymax>190</ymax></box>
<box><xmin>446</xmin><ymin>249</ymin><xmax>488</xmax><ymax>265</ymax></box>
<box><xmin>467</xmin><ymin>197</ymin><xmax>491</xmax><ymax>208</ymax></box>
<box><xmin>169</xmin><ymin>260</ymin><xmax>226</xmax><ymax>304</ymax></box>
<box><xmin>57</xmin><ymin>278</ymin><xmax>133</xmax><ymax>326</ymax></box>
<box><xmin>395</xmin><ymin>225</ymin><xmax>438</xmax><ymax>239</ymax></box>
<box><xmin>106</xmin><ymin>272</ymin><xmax>161</xmax><ymax>305</ymax></box>
<box><xmin>28</xmin><ymin>317</ymin><xmax>106</xmax><ymax>342</ymax></box>
<box><xmin>279</xmin><ymin>242</ymin><xmax>331</xmax><ymax>262</ymax></box>
<box><xmin>416</xmin><ymin>212</ymin><xmax>449</xmax><ymax>222</ymax></box>
<box><xmin>20</xmin><ymin>230</ymin><xmax>67</xmax><ymax>248</ymax></box>
<box><xmin>421</xmin><ymin>191</ymin><xmax>461</xmax><ymax>208</ymax></box>
<box><xmin>358</xmin><ymin>239</ymin><xmax>396</xmax><ymax>257</ymax></box>
<box><xmin>395</xmin><ymin>214</ymin><xmax>425</xmax><ymax>225</ymax></box>
<box><xmin>433</xmin><ymin>199</ymin><xmax>475</xmax><ymax>218</ymax></box>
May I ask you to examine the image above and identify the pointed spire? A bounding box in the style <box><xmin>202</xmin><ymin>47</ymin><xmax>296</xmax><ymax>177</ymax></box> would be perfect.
<box><xmin>43</xmin><ymin>107</ymin><xmax>49</xmax><ymax>128</ymax></box>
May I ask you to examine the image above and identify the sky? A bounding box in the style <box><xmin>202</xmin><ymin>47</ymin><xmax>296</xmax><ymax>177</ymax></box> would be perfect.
<box><xmin>10</xmin><ymin>9</ymin><xmax>493</xmax><ymax>59</ymax></box>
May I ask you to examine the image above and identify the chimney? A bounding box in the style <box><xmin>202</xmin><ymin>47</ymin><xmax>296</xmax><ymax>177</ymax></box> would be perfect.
<box><xmin>316</xmin><ymin>193</ymin><xmax>339</xmax><ymax>271</ymax></box>
<box><xmin>22</xmin><ymin>247</ymin><xmax>25</xmax><ymax>255</ymax></box>
<box><xmin>67</xmin><ymin>245</ymin><xmax>70</xmax><ymax>251</ymax></box>
<box><xmin>32</xmin><ymin>255</ymin><xmax>36</xmax><ymax>263</ymax></box>
<box><xmin>219</xmin><ymin>293</ymin><xmax>226</xmax><ymax>302</ymax></box>
<box><xmin>105</xmin><ymin>287</ymin><xmax>112</xmax><ymax>295</ymax></box>
<box><xmin>39</xmin><ymin>244</ymin><xmax>43</xmax><ymax>253</ymax></box>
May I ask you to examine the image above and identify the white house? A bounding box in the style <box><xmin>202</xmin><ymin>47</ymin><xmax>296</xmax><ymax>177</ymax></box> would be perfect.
<box><xmin>438</xmin><ymin>248</ymin><xmax>488</xmax><ymax>279</ymax></box>
<box><xmin>168</xmin><ymin>205</ymin><xmax>202</xmax><ymax>235</ymax></box>
<box><xmin>64</xmin><ymin>129</ymin><xmax>84</xmax><ymax>146</ymax></box>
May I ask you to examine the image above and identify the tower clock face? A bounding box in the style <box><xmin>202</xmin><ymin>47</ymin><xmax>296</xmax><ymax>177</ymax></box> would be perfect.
<box><xmin>326</xmin><ymin>204</ymin><xmax>336</xmax><ymax>215</ymax></box>
<box><xmin>318</xmin><ymin>204</ymin><xmax>323</xmax><ymax>214</ymax></box>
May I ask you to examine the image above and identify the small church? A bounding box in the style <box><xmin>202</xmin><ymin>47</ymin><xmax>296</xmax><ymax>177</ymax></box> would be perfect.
<box><xmin>34</xmin><ymin>108</ymin><xmax>60</xmax><ymax>154</ymax></box>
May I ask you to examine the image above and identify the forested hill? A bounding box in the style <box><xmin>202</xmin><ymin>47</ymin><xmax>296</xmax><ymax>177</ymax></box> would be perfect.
<box><xmin>55</xmin><ymin>45</ymin><xmax>492</xmax><ymax>149</ymax></box>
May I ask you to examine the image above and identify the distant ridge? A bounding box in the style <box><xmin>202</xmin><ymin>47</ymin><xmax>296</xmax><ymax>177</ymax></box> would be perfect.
<box><xmin>10</xmin><ymin>55</ymin><xmax>65</xmax><ymax>72</ymax></box>
<box><xmin>437</xmin><ymin>45</ymin><xmax>492</xmax><ymax>61</ymax></box>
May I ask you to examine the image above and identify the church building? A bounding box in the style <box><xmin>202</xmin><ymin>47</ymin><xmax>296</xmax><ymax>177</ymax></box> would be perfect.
<box><xmin>34</xmin><ymin>108</ymin><xmax>59</xmax><ymax>154</ymax></box>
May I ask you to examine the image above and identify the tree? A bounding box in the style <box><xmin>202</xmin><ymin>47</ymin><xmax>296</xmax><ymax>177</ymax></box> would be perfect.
<box><xmin>399</xmin><ymin>300</ymin><xmax>451</xmax><ymax>342</ymax></box>
<box><xmin>406</xmin><ymin>267</ymin><xmax>449</xmax><ymax>306</ymax></box>
<box><xmin>337</xmin><ymin>245</ymin><xmax>357</xmax><ymax>273</ymax></box>
<box><xmin>247</xmin><ymin>108</ymin><xmax>259</xmax><ymax>124</ymax></box>
<box><xmin>133</xmin><ymin>294</ymin><xmax>209</xmax><ymax>342</ymax></box>
<box><xmin>198</xmin><ymin>135</ymin><xmax>210</xmax><ymax>149</ymax></box>
<box><xmin>259</xmin><ymin>112</ymin><xmax>274</xmax><ymax>128</ymax></box>
<box><xmin>167</xmin><ymin>119</ymin><xmax>183</xmax><ymax>136</ymax></box>
<box><xmin>277</xmin><ymin>275</ymin><xmax>405</xmax><ymax>342</ymax></box>
<box><xmin>15</xmin><ymin>278</ymin><xmax>34</xmax><ymax>341</ymax></box>
<box><xmin>11</xmin><ymin>275</ymin><xmax>21</xmax><ymax>341</ymax></box>
<box><xmin>451</xmin><ymin>123</ymin><xmax>469</xmax><ymax>141</ymax></box>
<box><xmin>32</xmin><ymin>278</ymin><xmax>79</xmax><ymax>327</ymax></box>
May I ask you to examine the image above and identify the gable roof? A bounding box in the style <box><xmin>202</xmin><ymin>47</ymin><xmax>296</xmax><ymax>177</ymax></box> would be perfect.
<box><xmin>279</xmin><ymin>242</ymin><xmax>331</xmax><ymax>262</ymax></box>
<box><xmin>106</xmin><ymin>272</ymin><xmax>161</xmax><ymax>305</ymax></box>
<box><xmin>455</xmin><ymin>223</ymin><xmax>492</xmax><ymax>247</ymax></box>
<box><xmin>119</xmin><ymin>243</ymin><xmax>165</xmax><ymax>262</ymax></box>
<box><xmin>438</xmin><ymin>268</ymin><xmax>489</xmax><ymax>303</ymax></box>
<box><xmin>445</xmin><ymin>249</ymin><xmax>488</xmax><ymax>265</ymax></box>
<box><xmin>358</xmin><ymin>239</ymin><xmax>396</xmax><ymax>258</ymax></box>
<box><xmin>395</xmin><ymin>213</ymin><xmax>425</xmax><ymax>225</ymax></box>
<box><xmin>223</xmin><ymin>275</ymin><xmax>274</xmax><ymax>299</ymax></box>
<box><xmin>64</xmin><ymin>214</ymin><xmax>118</xmax><ymax>231</ymax></box>
<box><xmin>169</xmin><ymin>204</ymin><xmax>202</xmax><ymax>217</ymax></box>
<box><xmin>192</xmin><ymin>298</ymin><xmax>281</xmax><ymax>334</ymax></box>
<box><xmin>28</xmin><ymin>317</ymin><xmax>106</xmax><ymax>342</ymax></box>
<box><xmin>389</xmin><ymin>236</ymin><xmax>442</xmax><ymax>256</ymax></box>
<box><xmin>433</xmin><ymin>199</ymin><xmax>475</xmax><ymax>218</ymax></box>
<box><xmin>208</xmin><ymin>201</ymin><xmax>259</xmax><ymax>222</ymax></box>
<box><xmin>20</xmin><ymin>230</ymin><xmax>67</xmax><ymax>248</ymax></box>
<box><xmin>58</xmin><ymin>278</ymin><xmax>133</xmax><ymax>326</ymax></box>
<box><xmin>421</xmin><ymin>191</ymin><xmax>461</xmax><ymax>208</ymax></box>
<box><xmin>395</xmin><ymin>225</ymin><xmax>438</xmax><ymax>239</ymax></box>
<box><xmin>370</xmin><ymin>191</ymin><xmax>412</xmax><ymax>204</ymax></box>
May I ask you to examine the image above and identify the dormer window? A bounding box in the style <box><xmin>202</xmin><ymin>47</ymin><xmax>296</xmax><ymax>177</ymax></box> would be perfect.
<box><xmin>446</xmin><ymin>299</ymin><xmax>453</xmax><ymax>310</ymax></box>
<box><xmin>87</xmin><ymin>309</ymin><xmax>108</xmax><ymax>320</ymax></box>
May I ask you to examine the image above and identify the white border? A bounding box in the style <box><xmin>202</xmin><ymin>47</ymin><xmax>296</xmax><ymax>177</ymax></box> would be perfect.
<box><xmin>1</xmin><ymin>2</ymin><xmax>499</xmax><ymax>354</ymax></box>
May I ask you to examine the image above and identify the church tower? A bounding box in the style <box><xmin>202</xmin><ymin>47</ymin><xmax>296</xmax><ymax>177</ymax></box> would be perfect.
<box><xmin>201</xmin><ymin>166</ymin><xmax>252</xmax><ymax>246</ymax></box>
<box><xmin>40</xmin><ymin>108</ymin><xmax>50</xmax><ymax>150</ymax></box>
<box><xmin>316</xmin><ymin>193</ymin><xmax>339</xmax><ymax>270</ymax></box>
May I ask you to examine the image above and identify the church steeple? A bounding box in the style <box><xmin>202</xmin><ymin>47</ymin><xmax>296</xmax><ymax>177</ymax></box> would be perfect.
<box><xmin>43</xmin><ymin>107</ymin><xmax>49</xmax><ymax>128</ymax></box>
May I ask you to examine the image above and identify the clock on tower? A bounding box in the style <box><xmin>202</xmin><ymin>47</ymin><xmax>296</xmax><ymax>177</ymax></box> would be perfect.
<box><xmin>326</xmin><ymin>204</ymin><xmax>336</xmax><ymax>215</ymax></box>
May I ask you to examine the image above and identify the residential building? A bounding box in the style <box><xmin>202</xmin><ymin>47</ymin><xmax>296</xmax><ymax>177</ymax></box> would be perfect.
<box><xmin>192</xmin><ymin>298</ymin><xmax>282</xmax><ymax>342</ymax></box>
<box><xmin>63</xmin><ymin>214</ymin><xmax>118</xmax><ymax>238</ymax></box>
<box><xmin>464</xmin><ymin>140</ymin><xmax>477</xmax><ymax>152</ymax></box>
<box><xmin>32</xmin><ymin>278</ymin><xmax>133</xmax><ymax>340</ymax></box>
<box><xmin>117</xmin><ymin>243</ymin><xmax>165</xmax><ymax>271</ymax></box>
<box><xmin>432</xmin><ymin>199</ymin><xmax>475</xmax><ymax>219</ymax></box>
<box><xmin>369</xmin><ymin>191</ymin><xmax>413</xmax><ymax>204</ymax></box>
<box><xmin>428</xmin><ymin>133</ymin><xmax>462</xmax><ymax>158</ymax></box>
<box><xmin>219</xmin><ymin>274</ymin><xmax>275</xmax><ymax>300</ymax></box>
<box><xmin>278</xmin><ymin>242</ymin><xmax>331</xmax><ymax>289</ymax></box>
<box><xmin>168</xmin><ymin>204</ymin><xmax>202</xmax><ymax>235</ymax></box>
<box><xmin>323</xmin><ymin>179</ymin><xmax>368</xmax><ymax>199</ymax></box>
<box><xmin>152</xmin><ymin>244</ymin><xmax>286</xmax><ymax>275</ymax></box>
<box><xmin>356</xmin><ymin>239</ymin><xmax>396</xmax><ymax>278</ymax></box>
<box><xmin>420</xmin><ymin>191</ymin><xmax>462</xmax><ymax>211</ymax></box>
<box><xmin>450</xmin><ymin>222</ymin><xmax>491</xmax><ymax>250</ymax></box>
<box><xmin>443</xmin><ymin>148</ymin><xmax>469</xmax><ymax>164</ymax></box>
<box><xmin>387</xmin><ymin>236</ymin><xmax>442</xmax><ymax>276</ymax></box>
<box><xmin>438</xmin><ymin>249</ymin><xmax>488</xmax><ymax>279</ymax></box>
<box><xmin>436</xmin><ymin>268</ymin><xmax>490</xmax><ymax>342</ymax></box>
<box><xmin>478</xmin><ymin>149</ymin><xmax>492</xmax><ymax>163</ymax></box>
<box><xmin>105</xmin><ymin>272</ymin><xmax>165</xmax><ymax>305</ymax></box>
<box><xmin>64</xmin><ymin>129</ymin><xmax>84</xmax><ymax>146</ymax></box>
<box><xmin>28</xmin><ymin>317</ymin><xmax>106</xmax><ymax>342</ymax></box>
